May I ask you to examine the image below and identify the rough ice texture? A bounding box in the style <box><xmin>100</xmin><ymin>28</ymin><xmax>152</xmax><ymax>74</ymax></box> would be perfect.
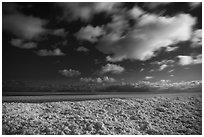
<box><xmin>2</xmin><ymin>95</ymin><xmax>202</xmax><ymax>135</ymax></box>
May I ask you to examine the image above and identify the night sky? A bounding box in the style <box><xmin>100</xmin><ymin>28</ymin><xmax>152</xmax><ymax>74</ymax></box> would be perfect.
<box><xmin>2</xmin><ymin>2</ymin><xmax>202</xmax><ymax>85</ymax></box>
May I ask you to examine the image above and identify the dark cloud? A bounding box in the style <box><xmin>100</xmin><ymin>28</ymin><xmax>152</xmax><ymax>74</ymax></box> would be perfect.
<box><xmin>76</xmin><ymin>46</ymin><xmax>89</xmax><ymax>52</ymax></box>
<box><xmin>57</xmin><ymin>2</ymin><xmax>119</xmax><ymax>22</ymax></box>
<box><xmin>10</xmin><ymin>38</ymin><xmax>37</xmax><ymax>49</ymax></box>
<box><xmin>59</xmin><ymin>69</ymin><xmax>81</xmax><ymax>77</ymax></box>
<box><xmin>3</xmin><ymin>13</ymin><xmax>47</xmax><ymax>40</ymax></box>
<box><xmin>51</xmin><ymin>28</ymin><xmax>67</xmax><ymax>37</ymax></box>
<box><xmin>188</xmin><ymin>2</ymin><xmax>201</xmax><ymax>9</ymax></box>
<box><xmin>143</xmin><ymin>2</ymin><xmax>171</xmax><ymax>9</ymax></box>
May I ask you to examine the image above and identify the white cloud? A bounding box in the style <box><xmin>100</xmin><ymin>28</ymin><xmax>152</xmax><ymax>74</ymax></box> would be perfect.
<box><xmin>160</xmin><ymin>79</ymin><xmax>171</xmax><ymax>83</ymax></box>
<box><xmin>168</xmin><ymin>69</ymin><xmax>175</xmax><ymax>73</ymax></box>
<box><xmin>75</xmin><ymin>25</ymin><xmax>104</xmax><ymax>42</ymax></box>
<box><xmin>80</xmin><ymin>76</ymin><xmax>116</xmax><ymax>83</ymax></box>
<box><xmin>140</xmin><ymin>68</ymin><xmax>144</xmax><ymax>72</ymax></box>
<box><xmin>3</xmin><ymin>13</ymin><xmax>47</xmax><ymax>40</ymax></box>
<box><xmin>129</xmin><ymin>6</ymin><xmax>144</xmax><ymax>19</ymax></box>
<box><xmin>36</xmin><ymin>48</ymin><xmax>65</xmax><ymax>56</ymax></box>
<box><xmin>58</xmin><ymin>2</ymin><xmax>119</xmax><ymax>22</ymax></box>
<box><xmin>170</xmin><ymin>74</ymin><xmax>174</xmax><ymax>77</ymax></box>
<box><xmin>10</xmin><ymin>38</ymin><xmax>37</xmax><ymax>49</ymax></box>
<box><xmin>103</xmin><ymin>76</ymin><xmax>116</xmax><ymax>83</ymax></box>
<box><xmin>177</xmin><ymin>55</ymin><xmax>193</xmax><ymax>66</ymax></box>
<box><xmin>97</xmin><ymin>13</ymin><xmax>196</xmax><ymax>62</ymax></box>
<box><xmin>59</xmin><ymin>69</ymin><xmax>81</xmax><ymax>77</ymax></box>
<box><xmin>151</xmin><ymin>59</ymin><xmax>175</xmax><ymax>71</ymax></box>
<box><xmin>101</xmin><ymin>63</ymin><xmax>125</xmax><ymax>74</ymax></box>
<box><xmin>166</xmin><ymin>46</ymin><xmax>178</xmax><ymax>52</ymax></box>
<box><xmin>191</xmin><ymin>29</ymin><xmax>202</xmax><ymax>48</ymax></box>
<box><xmin>145</xmin><ymin>76</ymin><xmax>153</xmax><ymax>80</ymax></box>
<box><xmin>159</xmin><ymin>64</ymin><xmax>168</xmax><ymax>71</ymax></box>
<box><xmin>76</xmin><ymin>46</ymin><xmax>89</xmax><ymax>52</ymax></box>
<box><xmin>177</xmin><ymin>54</ymin><xmax>202</xmax><ymax>66</ymax></box>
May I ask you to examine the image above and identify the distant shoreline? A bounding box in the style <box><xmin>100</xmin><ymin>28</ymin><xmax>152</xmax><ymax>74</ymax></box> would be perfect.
<box><xmin>2</xmin><ymin>91</ymin><xmax>201</xmax><ymax>103</ymax></box>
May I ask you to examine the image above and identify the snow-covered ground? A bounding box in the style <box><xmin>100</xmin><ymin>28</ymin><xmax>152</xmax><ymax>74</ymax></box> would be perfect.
<box><xmin>2</xmin><ymin>94</ymin><xmax>202</xmax><ymax>135</ymax></box>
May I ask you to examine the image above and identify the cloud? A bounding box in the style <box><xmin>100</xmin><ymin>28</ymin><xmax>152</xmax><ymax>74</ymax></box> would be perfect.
<box><xmin>101</xmin><ymin>63</ymin><xmax>125</xmax><ymax>74</ymax></box>
<box><xmin>76</xmin><ymin>46</ymin><xmax>89</xmax><ymax>52</ymax></box>
<box><xmin>145</xmin><ymin>76</ymin><xmax>153</xmax><ymax>80</ymax></box>
<box><xmin>177</xmin><ymin>54</ymin><xmax>202</xmax><ymax>66</ymax></box>
<box><xmin>170</xmin><ymin>74</ymin><xmax>174</xmax><ymax>77</ymax></box>
<box><xmin>36</xmin><ymin>48</ymin><xmax>65</xmax><ymax>56</ymax></box>
<box><xmin>129</xmin><ymin>6</ymin><xmax>144</xmax><ymax>19</ymax></box>
<box><xmin>80</xmin><ymin>76</ymin><xmax>116</xmax><ymax>83</ymax></box>
<box><xmin>3</xmin><ymin>13</ymin><xmax>47</xmax><ymax>40</ymax></box>
<box><xmin>10</xmin><ymin>38</ymin><xmax>37</xmax><ymax>49</ymax></box>
<box><xmin>75</xmin><ymin>25</ymin><xmax>104</xmax><ymax>42</ymax></box>
<box><xmin>51</xmin><ymin>28</ymin><xmax>67</xmax><ymax>37</ymax></box>
<box><xmin>168</xmin><ymin>69</ymin><xmax>175</xmax><ymax>73</ymax></box>
<box><xmin>151</xmin><ymin>59</ymin><xmax>175</xmax><ymax>65</ymax></box>
<box><xmin>3</xmin><ymin>3</ymin><xmax>22</xmax><ymax>14</ymax></box>
<box><xmin>160</xmin><ymin>79</ymin><xmax>171</xmax><ymax>83</ymax></box>
<box><xmin>144</xmin><ymin>2</ymin><xmax>171</xmax><ymax>9</ymax></box>
<box><xmin>166</xmin><ymin>46</ymin><xmax>178</xmax><ymax>52</ymax></box>
<box><xmin>96</xmin><ymin>13</ymin><xmax>196</xmax><ymax>62</ymax></box>
<box><xmin>159</xmin><ymin>64</ymin><xmax>168</xmax><ymax>71</ymax></box>
<box><xmin>177</xmin><ymin>55</ymin><xmax>194</xmax><ymax>66</ymax></box>
<box><xmin>151</xmin><ymin>59</ymin><xmax>175</xmax><ymax>71</ymax></box>
<box><xmin>191</xmin><ymin>29</ymin><xmax>202</xmax><ymax>48</ymax></box>
<box><xmin>149</xmin><ymin>69</ymin><xmax>155</xmax><ymax>72</ymax></box>
<box><xmin>59</xmin><ymin>69</ymin><xmax>81</xmax><ymax>77</ymax></box>
<box><xmin>58</xmin><ymin>2</ymin><xmax>119</xmax><ymax>22</ymax></box>
<box><xmin>140</xmin><ymin>68</ymin><xmax>144</xmax><ymax>72</ymax></box>
<box><xmin>189</xmin><ymin>2</ymin><xmax>201</xmax><ymax>9</ymax></box>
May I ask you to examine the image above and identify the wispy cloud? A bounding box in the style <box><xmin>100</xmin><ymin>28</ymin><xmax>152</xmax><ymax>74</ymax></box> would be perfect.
<box><xmin>145</xmin><ymin>76</ymin><xmax>153</xmax><ymax>80</ymax></box>
<box><xmin>10</xmin><ymin>38</ymin><xmax>37</xmax><ymax>49</ymax></box>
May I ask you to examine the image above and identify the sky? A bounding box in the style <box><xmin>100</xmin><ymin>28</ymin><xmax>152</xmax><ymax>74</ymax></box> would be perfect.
<box><xmin>2</xmin><ymin>2</ymin><xmax>202</xmax><ymax>85</ymax></box>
